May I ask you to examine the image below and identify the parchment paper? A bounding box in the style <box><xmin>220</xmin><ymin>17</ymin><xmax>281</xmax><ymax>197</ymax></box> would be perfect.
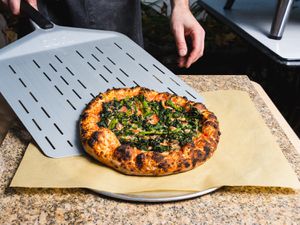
<box><xmin>10</xmin><ymin>90</ymin><xmax>300</xmax><ymax>193</ymax></box>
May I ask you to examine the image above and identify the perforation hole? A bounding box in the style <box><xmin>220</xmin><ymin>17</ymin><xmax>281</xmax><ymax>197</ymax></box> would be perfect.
<box><xmin>133</xmin><ymin>81</ymin><xmax>140</xmax><ymax>86</ymax></box>
<box><xmin>152</xmin><ymin>75</ymin><xmax>163</xmax><ymax>84</ymax></box>
<box><xmin>185</xmin><ymin>90</ymin><xmax>196</xmax><ymax>99</ymax></box>
<box><xmin>167</xmin><ymin>87</ymin><xmax>177</xmax><ymax>95</ymax></box>
<box><xmin>107</xmin><ymin>57</ymin><xmax>116</xmax><ymax>65</ymax></box>
<box><xmin>29</xmin><ymin>92</ymin><xmax>38</xmax><ymax>102</ymax></box>
<box><xmin>95</xmin><ymin>46</ymin><xmax>103</xmax><ymax>54</ymax></box>
<box><xmin>126</xmin><ymin>52</ymin><xmax>135</xmax><ymax>60</ymax></box>
<box><xmin>91</xmin><ymin>54</ymin><xmax>100</xmax><ymax>62</ymax></box>
<box><xmin>139</xmin><ymin>63</ymin><xmax>148</xmax><ymax>72</ymax></box>
<box><xmin>54</xmin><ymin>85</ymin><xmax>63</xmax><ymax>95</ymax></box>
<box><xmin>77</xmin><ymin>79</ymin><xmax>87</xmax><ymax>89</ymax></box>
<box><xmin>114</xmin><ymin>42</ymin><xmax>122</xmax><ymax>49</ymax></box>
<box><xmin>60</xmin><ymin>76</ymin><xmax>69</xmax><ymax>85</ymax></box>
<box><xmin>33</xmin><ymin>60</ymin><xmax>40</xmax><ymax>68</ymax></box>
<box><xmin>66</xmin><ymin>67</ymin><xmax>74</xmax><ymax>76</ymax></box>
<box><xmin>43</xmin><ymin>72</ymin><xmax>51</xmax><ymax>81</ymax></box>
<box><xmin>49</xmin><ymin>63</ymin><xmax>57</xmax><ymax>72</ymax></box>
<box><xmin>66</xmin><ymin>99</ymin><xmax>76</xmax><ymax>110</ymax></box>
<box><xmin>116</xmin><ymin>77</ymin><xmax>126</xmax><ymax>86</ymax></box>
<box><xmin>67</xmin><ymin>140</ymin><xmax>73</xmax><ymax>147</ymax></box>
<box><xmin>55</xmin><ymin>55</ymin><xmax>63</xmax><ymax>63</ymax></box>
<box><xmin>99</xmin><ymin>74</ymin><xmax>109</xmax><ymax>83</ymax></box>
<box><xmin>54</xmin><ymin>123</ymin><xmax>63</xmax><ymax>135</ymax></box>
<box><xmin>103</xmin><ymin>65</ymin><xmax>112</xmax><ymax>74</ymax></box>
<box><xmin>18</xmin><ymin>100</ymin><xmax>29</xmax><ymax>114</ymax></box>
<box><xmin>19</xmin><ymin>78</ymin><xmax>27</xmax><ymax>88</ymax></box>
<box><xmin>76</xmin><ymin>50</ymin><xmax>84</xmax><ymax>58</ymax></box>
<box><xmin>87</xmin><ymin>62</ymin><xmax>96</xmax><ymax>70</ymax></box>
<box><xmin>9</xmin><ymin>65</ymin><xmax>16</xmax><ymax>74</ymax></box>
<box><xmin>32</xmin><ymin>119</ymin><xmax>42</xmax><ymax>131</ymax></box>
<box><xmin>153</xmin><ymin>64</ymin><xmax>165</xmax><ymax>74</ymax></box>
<box><xmin>72</xmin><ymin>89</ymin><xmax>82</xmax><ymax>99</ymax></box>
<box><xmin>119</xmin><ymin>68</ymin><xmax>129</xmax><ymax>77</ymax></box>
<box><xmin>41</xmin><ymin>107</ymin><xmax>50</xmax><ymax>118</ymax></box>
<box><xmin>170</xmin><ymin>77</ymin><xmax>181</xmax><ymax>86</ymax></box>
<box><xmin>45</xmin><ymin>136</ymin><xmax>55</xmax><ymax>149</ymax></box>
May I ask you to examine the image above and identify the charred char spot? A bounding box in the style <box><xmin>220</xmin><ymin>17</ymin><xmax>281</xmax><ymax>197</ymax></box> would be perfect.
<box><xmin>184</xmin><ymin>161</ymin><xmax>190</xmax><ymax>168</ymax></box>
<box><xmin>208</xmin><ymin>114</ymin><xmax>217</xmax><ymax>120</ymax></box>
<box><xmin>204</xmin><ymin>121</ymin><xmax>218</xmax><ymax>129</ymax></box>
<box><xmin>197</xmin><ymin>150</ymin><xmax>202</xmax><ymax>158</ymax></box>
<box><xmin>81</xmin><ymin>112</ymin><xmax>89</xmax><ymax>120</ymax></box>
<box><xmin>85</xmin><ymin>103</ymin><xmax>92</xmax><ymax>111</ymax></box>
<box><xmin>204</xmin><ymin>145</ymin><xmax>211</xmax><ymax>158</ymax></box>
<box><xmin>177</xmin><ymin>162</ymin><xmax>182</xmax><ymax>169</ymax></box>
<box><xmin>152</xmin><ymin>152</ymin><xmax>164</xmax><ymax>163</ymax></box>
<box><xmin>88</xmin><ymin>131</ymin><xmax>100</xmax><ymax>147</ymax></box>
<box><xmin>192</xmin><ymin>158</ymin><xmax>198</xmax><ymax>167</ymax></box>
<box><xmin>91</xmin><ymin>131</ymin><xmax>100</xmax><ymax>140</ymax></box>
<box><xmin>136</xmin><ymin>153</ymin><xmax>145</xmax><ymax>169</ymax></box>
<box><xmin>114</xmin><ymin>144</ymin><xmax>132</xmax><ymax>161</ymax></box>
<box><xmin>88</xmin><ymin>138</ymin><xmax>96</xmax><ymax>148</ymax></box>
<box><xmin>158</xmin><ymin>161</ymin><xmax>169</xmax><ymax>172</ymax></box>
<box><xmin>80</xmin><ymin>128</ymin><xmax>87</xmax><ymax>136</ymax></box>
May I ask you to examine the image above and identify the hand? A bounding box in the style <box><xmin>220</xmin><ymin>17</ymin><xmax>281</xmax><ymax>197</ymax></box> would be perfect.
<box><xmin>1</xmin><ymin>0</ymin><xmax>37</xmax><ymax>15</ymax></box>
<box><xmin>171</xmin><ymin>5</ymin><xmax>205</xmax><ymax>68</ymax></box>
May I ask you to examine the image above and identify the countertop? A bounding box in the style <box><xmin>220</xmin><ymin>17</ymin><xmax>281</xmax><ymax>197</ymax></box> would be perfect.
<box><xmin>0</xmin><ymin>75</ymin><xmax>299</xmax><ymax>224</ymax></box>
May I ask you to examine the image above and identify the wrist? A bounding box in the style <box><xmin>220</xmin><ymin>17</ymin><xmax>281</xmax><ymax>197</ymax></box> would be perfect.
<box><xmin>171</xmin><ymin>0</ymin><xmax>190</xmax><ymax>10</ymax></box>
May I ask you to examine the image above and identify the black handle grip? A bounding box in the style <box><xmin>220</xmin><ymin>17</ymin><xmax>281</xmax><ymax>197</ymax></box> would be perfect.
<box><xmin>20</xmin><ymin>0</ymin><xmax>53</xmax><ymax>29</ymax></box>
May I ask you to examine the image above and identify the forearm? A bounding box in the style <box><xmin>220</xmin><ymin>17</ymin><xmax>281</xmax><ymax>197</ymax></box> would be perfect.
<box><xmin>170</xmin><ymin>0</ymin><xmax>189</xmax><ymax>10</ymax></box>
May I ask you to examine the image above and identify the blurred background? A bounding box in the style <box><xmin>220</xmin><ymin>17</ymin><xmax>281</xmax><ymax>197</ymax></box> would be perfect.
<box><xmin>0</xmin><ymin>0</ymin><xmax>299</xmax><ymax>138</ymax></box>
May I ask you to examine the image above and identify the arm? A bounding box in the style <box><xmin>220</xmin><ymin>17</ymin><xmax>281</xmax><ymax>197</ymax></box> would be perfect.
<box><xmin>170</xmin><ymin>0</ymin><xmax>205</xmax><ymax>68</ymax></box>
<box><xmin>1</xmin><ymin>0</ymin><xmax>37</xmax><ymax>15</ymax></box>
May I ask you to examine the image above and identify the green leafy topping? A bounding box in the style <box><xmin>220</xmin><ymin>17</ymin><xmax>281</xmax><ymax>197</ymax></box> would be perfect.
<box><xmin>108</xmin><ymin>118</ymin><xmax>118</xmax><ymax>129</ymax></box>
<box><xmin>98</xmin><ymin>95</ymin><xmax>203</xmax><ymax>152</ymax></box>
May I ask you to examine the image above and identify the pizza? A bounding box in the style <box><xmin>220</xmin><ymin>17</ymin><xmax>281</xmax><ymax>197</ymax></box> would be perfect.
<box><xmin>80</xmin><ymin>87</ymin><xmax>220</xmax><ymax>176</ymax></box>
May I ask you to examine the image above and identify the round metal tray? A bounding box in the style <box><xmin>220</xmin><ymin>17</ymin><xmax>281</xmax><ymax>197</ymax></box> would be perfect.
<box><xmin>92</xmin><ymin>187</ymin><xmax>221</xmax><ymax>202</ymax></box>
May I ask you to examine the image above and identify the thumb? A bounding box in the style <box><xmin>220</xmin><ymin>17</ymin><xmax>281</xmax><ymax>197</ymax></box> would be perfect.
<box><xmin>173</xmin><ymin>26</ymin><xmax>187</xmax><ymax>57</ymax></box>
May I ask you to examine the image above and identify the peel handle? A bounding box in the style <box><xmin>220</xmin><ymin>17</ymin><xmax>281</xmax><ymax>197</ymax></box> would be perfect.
<box><xmin>20</xmin><ymin>0</ymin><xmax>53</xmax><ymax>29</ymax></box>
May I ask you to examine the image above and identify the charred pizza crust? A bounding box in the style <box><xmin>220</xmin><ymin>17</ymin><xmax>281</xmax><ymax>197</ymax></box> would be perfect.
<box><xmin>80</xmin><ymin>87</ymin><xmax>220</xmax><ymax>176</ymax></box>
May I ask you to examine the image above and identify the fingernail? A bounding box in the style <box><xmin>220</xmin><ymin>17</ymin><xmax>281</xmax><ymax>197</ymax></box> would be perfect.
<box><xmin>179</xmin><ymin>49</ymin><xmax>186</xmax><ymax>56</ymax></box>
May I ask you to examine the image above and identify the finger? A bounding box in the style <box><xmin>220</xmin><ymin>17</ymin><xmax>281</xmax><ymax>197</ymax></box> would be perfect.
<box><xmin>185</xmin><ymin>30</ymin><xmax>202</xmax><ymax>68</ymax></box>
<box><xmin>173</xmin><ymin>25</ymin><xmax>188</xmax><ymax>57</ymax></box>
<box><xmin>178</xmin><ymin>56</ymin><xmax>186</xmax><ymax>68</ymax></box>
<box><xmin>27</xmin><ymin>0</ymin><xmax>37</xmax><ymax>9</ymax></box>
<box><xmin>190</xmin><ymin>31</ymin><xmax>205</xmax><ymax>66</ymax></box>
<box><xmin>8</xmin><ymin>0</ymin><xmax>21</xmax><ymax>15</ymax></box>
<box><xmin>197</xmin><ymin>28</ymin><xmax>205</xmax><ymax>61</ymax></box>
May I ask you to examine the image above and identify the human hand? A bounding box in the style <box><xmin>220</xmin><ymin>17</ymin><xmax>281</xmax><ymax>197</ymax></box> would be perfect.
<box><xmin>1</xmin><ymin>0</ymin><xmax>37</xmax><ymax>15</ymax></box>
<box><xmin>171</xmin><ymin>4</ymin><xmax>205</xmax><ymax>68</ymax></box>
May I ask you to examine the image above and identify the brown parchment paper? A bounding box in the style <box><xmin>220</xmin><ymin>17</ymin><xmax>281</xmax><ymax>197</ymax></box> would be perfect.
<box><xmin>10</xmin><ymin>90</ymin><xmax>300</xmax><ymax>193</ymax></box>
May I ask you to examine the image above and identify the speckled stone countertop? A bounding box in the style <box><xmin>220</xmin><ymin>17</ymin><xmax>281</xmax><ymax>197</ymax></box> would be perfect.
<box><xmin>0</xmin><ymin>75</ymin><xmax>299</xmax><ymax>224</ymax></box>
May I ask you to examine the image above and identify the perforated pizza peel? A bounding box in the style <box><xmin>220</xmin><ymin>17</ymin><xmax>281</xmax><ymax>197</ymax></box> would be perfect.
<box><xmin>0</xmin><ymin>2</ymin><xmax>204</xmax><ymax>158</ymax></box>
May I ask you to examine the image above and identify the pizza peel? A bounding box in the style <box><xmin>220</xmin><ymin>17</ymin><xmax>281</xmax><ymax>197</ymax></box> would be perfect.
<box><xmin>0</xmin><ymin>1</ymin><xmax>204</xmax><ymax>158</ymax></box>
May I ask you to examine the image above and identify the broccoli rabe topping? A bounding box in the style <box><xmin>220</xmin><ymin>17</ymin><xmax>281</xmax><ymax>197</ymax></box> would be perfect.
<box><xmin>97</xmin><ymin>95</ymin><xmax>202</xmax><ymax>152</ymax></box>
